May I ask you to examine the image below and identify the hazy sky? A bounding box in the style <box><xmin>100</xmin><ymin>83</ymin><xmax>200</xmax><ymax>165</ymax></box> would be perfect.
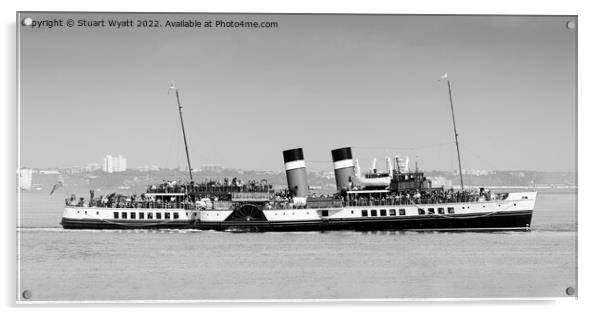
<box><xmin>19</xmin><ymin>13</ymin><xmax>576</xmax><ymax>172</ymax></box>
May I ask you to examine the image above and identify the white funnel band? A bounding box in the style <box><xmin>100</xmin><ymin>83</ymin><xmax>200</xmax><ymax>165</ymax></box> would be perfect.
<box><xmin>333</xmin><ymin>159</ymin><xmax>353</xmax><ymax>170</ymax></box>
<box><xmin>285</xmin><ymin>160</ymin><xmax>306</xmax><ymax>171</ymax></box>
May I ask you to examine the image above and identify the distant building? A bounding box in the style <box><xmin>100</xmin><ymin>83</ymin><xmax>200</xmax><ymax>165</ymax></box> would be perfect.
<box><xmin>65</xmin><ymin>166</ymin><xmax>84</xmax><ymax>174</ymax></box>
<box><xmin>103</xmin><ymin>155</ymin><xmax>127</xmax><ymax>173</ymax></box>
<box><xmin>39</xmin><ymin>170</ymin><xmax>60</xmax><ymax>175</ymax></box>
<box><xmin>135</xmin><ymin>165</ymin><xmax>160</xmax><ymax>172</ymax></box>
<box><xmin>454</xmin><ymin>169</ymin><xmax>495</xmax><ymax>176</ymax></box>
<box><xmin>19</xmin><ymin>168</ymin><xmax>33</xmax><ymax>190</ymax></box>
<box><xmin>316</xmin><ymin>170</ymin><xmax>335</xmax><ymax>180</ymax></box>
<box><xmin>85</xmin><ymin>163</ymin><xmax>101</xmax><ymax>172</ymax></box>
<box><xmin>430</xmin><ymin>176</ymin><xmax>453</xmax><ymax>188</ymax></box>
<box><xmin>198</xmin><ymin>164</ymin><xmax>223</xmax><ymax>173</ymax></box>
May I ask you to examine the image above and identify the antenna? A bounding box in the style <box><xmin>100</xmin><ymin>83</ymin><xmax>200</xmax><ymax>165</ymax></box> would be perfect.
<box><xmin>439</xmin><ymin>73</ymin><xmax>464</xmax><ymax>190</ymax></box>
<box><xmin>168</xmin><ymin>82</ymin><xmax>194</xmax><ymax>184</ymax></box>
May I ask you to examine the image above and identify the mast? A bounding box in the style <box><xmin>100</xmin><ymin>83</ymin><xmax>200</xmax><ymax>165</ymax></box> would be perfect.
<box><xmin>169</xmin><ymin>82</ymin><xmax>194</xmax><ymax>183</ymax></box>
<box><xmin>441</xmin><ymin>73</ymin><xmax>464</xmax><ymax>190</ymax></box>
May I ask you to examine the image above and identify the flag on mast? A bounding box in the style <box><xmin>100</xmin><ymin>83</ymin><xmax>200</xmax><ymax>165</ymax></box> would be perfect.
<box><xmin>438</xmin><ymin>72</ymin><xmax>448</xmax><ymax>81</ymax></box>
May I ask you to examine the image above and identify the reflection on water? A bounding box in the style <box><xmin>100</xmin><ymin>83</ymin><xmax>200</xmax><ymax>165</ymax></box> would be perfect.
<box><xmin>17</xmin><ymin>189</ymin><xmax>577</xmax><ymax>301</ymax></box>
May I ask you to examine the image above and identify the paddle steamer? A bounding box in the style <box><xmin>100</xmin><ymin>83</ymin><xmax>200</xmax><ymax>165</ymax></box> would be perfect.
<box><xmin>60</xmin><ymin>79</ymin><xmax>537</xmax><ymax>231</ymax></box>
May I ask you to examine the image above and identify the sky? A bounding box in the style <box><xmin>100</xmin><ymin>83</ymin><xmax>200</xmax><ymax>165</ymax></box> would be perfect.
<box><xmin>18</xmin><ymin>13</ymin><xmax>577</xmax><ymax>172</ymax></box>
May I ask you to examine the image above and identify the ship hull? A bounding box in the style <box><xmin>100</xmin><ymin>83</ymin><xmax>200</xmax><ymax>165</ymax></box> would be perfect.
<box><xmin>60</xmin><ymin>210</ymin><xmax>532</xmax><ymax>231</ymax></box>
<box><xmin>60</xmin><ymin>192</ymin><xmax>536</xmax><ymax>232</ymax></box>
<box><xmin>196</xmin><ymin>210</ymin><xmax>532</xmax><ymax>232</ymax></box>
<box><xmin>60</xmin><ymin>218</ymin><xmax>193</xmax><ymax>230</ymax></box>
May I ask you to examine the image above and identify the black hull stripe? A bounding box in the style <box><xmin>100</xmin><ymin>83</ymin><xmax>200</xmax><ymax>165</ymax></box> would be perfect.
<box><xmin>61</xmin><ymin>210</ymin><xmax>532</xmax><ymax>231</ymax></box>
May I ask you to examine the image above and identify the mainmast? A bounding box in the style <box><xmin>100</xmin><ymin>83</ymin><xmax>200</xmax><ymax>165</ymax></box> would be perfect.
<box><xmin>169</xmin><ymin>82</ymin><xmax>194</xmax><ymax>183</ymax></box>
<box><xmin>440</xmin><ymin>73</ymin><xmax>464</xmax><ymax>190</ymax></box>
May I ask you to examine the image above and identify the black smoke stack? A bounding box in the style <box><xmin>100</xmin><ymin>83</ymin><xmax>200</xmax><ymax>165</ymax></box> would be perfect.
<box><xmin>282</xmin><ymin>148</ymin><xmax>309</xmax><ymax>197</ymax></box>
<box><xmin>331</xmin><ymin>147</ymin><xmax>354</xmax><ymax>192</ymax></box>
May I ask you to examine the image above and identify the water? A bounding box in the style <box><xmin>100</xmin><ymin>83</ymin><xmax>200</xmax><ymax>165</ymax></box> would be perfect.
<box><xmin>17</xmin><ymin>189</ymin><xmax>577</xmax><ymax>301</ymax></box>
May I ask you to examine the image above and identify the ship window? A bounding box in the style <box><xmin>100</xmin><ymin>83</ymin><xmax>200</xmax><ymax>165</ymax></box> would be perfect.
<box><xmin>437</xmin><ymin>208</ymin><xmax>444</xmax><ymax>214</ymax></box>
<box><xmin>147</xmin><ymin>213</ymin><xmax>153</xmax><ymax>219</ymax></box>
<box><xmin>174</xmin><ymin>213</ymin><xmax>179</xmax><ymax>220</ymax></box>
<box><xmin>121</xmin><ymin>212</ymin><xmax>127</xmax><ymax>219</ymax></box>
<box><xmin>96</xmin><ymin>211</ymin><xmax>99</xmax><ymax>215</ymax></box>
<box><xmin>418</xmin><ymin>208</ymin><xmax>425</xmax><ymax>215</ymax></box>
<box><xmin>351</xmin><ymin>210</ymin><xmax>354</xmax><ymax>214</ymax></box>
<box><xmin>156</xmin><ymin>212</ymin><xmax>161</xmax><ymax>220</ymax></box>
<box><xmin>321</xmin><ymin>210</ymin><xmax>329</xmax><ymax>217</ymax></box>
<box><xmin>130</xmin><ymin>212</ymin><xmax>136</xmax><ymax>219</ymax></box>
<box><xmin>85</xmin><ymin>211</ymin><xmax>87</xmax><ymax>215</ymax></box>
<box><xmin>139</xmin><ymin>212</ymin><xmax>144</xmax><ymax>219</ymax></box>
<box><xmin>389</xmin><ymin>209</ymin><xmax>396</xmax><ymax>216</ymax></box>
<box><xmin>380</xmin><ymin>209</ymin><xmax>386</xmax><ymax>216</ymax></box>
<box><xmin>399</xmin><ymin>209</ymin><xmax>405</xmax><ymax>215</ymax></box>
<box><xmin>371</xmin><ymin>210</ymin><xmax>377</xmax><ymax>216</ymax></box>
<box><xmin>113</xmin><ymin>212</ymin><xmax>118</xmax><ymax>219</ymax></box>
<box><xmin>428</xmin><ymin>208</ymin><xmax>435</xmax><ymax>214</ymax></box>
<box><xmin>165</xmin><ymin>212</ymin><xmax>171</xmax><ymax>219</ymax></box>
<box><xmin>447</xmin><ymin>207</ymin><xmax>455</xmax><ymax>214</ymax></box>
<box><xmin>362</xmin><ymin>210</ymin><xmax>368</xmax><ymax>217</ymax></box>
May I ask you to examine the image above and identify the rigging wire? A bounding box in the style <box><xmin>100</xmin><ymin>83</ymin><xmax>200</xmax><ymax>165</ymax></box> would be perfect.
<box><xmin>161</xmin><ymin>108</ymin><xmax>180</xmax><ymax>170</ymax></box>
<box><xmin>353</xmin><ymin>141</ymin><xmax>456</xmax><ymax>151</ymax></box>
<box><xmin>459</xmin><ymin>144</ymin><xmax>500</xmax><ymax>171</ymax></box>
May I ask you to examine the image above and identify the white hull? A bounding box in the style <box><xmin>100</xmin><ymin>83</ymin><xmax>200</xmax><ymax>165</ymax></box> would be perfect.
<box><xmin>61</xmin><ymin>192</ymin><xmax>536</xmax><ymax>231</ymax></box>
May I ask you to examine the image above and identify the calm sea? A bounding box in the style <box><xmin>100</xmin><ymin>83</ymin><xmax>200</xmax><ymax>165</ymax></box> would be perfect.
<box><xmin>17</xmin><ymin>189</ymin><xmax>577</xmax><ymax>301</ymax></box>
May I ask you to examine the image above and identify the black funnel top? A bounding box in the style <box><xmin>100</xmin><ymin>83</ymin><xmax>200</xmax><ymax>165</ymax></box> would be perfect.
<box><xmin>331</xmin><ymin>147</ymin><xmax>352</xmax><ymax>162</ymax></box>
<box><xmin>283</xmin><ymin>148</ymin><xmax>304</xmax><ymax>163</ymax></box>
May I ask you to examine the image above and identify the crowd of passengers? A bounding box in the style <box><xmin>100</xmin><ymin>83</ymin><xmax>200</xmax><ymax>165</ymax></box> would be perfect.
<box><xmin>65</xmin><ymin>178</ymin><xmax>505</xmax><ymax>209</ymax></box>
<box><xmin>146</xmin><ymin>178</ymin><xmax>272</xmax><ymax>194</ymax></box>
<box><xmin>64</xmin><ymin>191</ymin><xmax>194</xmax><ymax>208</ymax></box>
<box><xmin>343</xmin><ymin>187</ymin><xmax>506</xmax><ymax>206</ymax></box>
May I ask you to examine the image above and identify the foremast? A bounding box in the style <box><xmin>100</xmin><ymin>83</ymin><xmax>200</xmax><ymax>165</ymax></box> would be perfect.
<box><xmin>169</xmin><ymin>82</ymin><xmax>194</xmax><ymax>184</ymax></box>
<box><xmin>440</xmin><ymin>73</ymin><xmax>464</xmax><ymax>190</ymax></box>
